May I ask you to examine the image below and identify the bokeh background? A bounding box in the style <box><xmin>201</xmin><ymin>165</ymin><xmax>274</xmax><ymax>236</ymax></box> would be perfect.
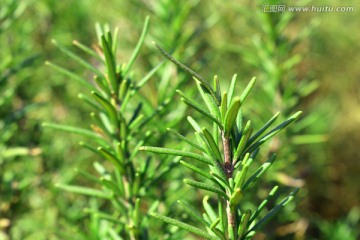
<box><xmin>1</xmin><ymin>0</ymin><xmax>359</xmax><ymax>239</ymax></box>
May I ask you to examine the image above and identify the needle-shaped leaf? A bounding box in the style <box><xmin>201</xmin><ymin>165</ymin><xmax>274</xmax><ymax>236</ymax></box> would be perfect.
<box><xmin>180</xmin><ymin>161</ymin><xmax>212</xmax><ymax>180</ymax></box>
<box><xmin>196</xmin><ymin>80</ymin><xmax>221</xmax><ymax>120</ymax></box>
<box><xmin>228</xmin><ymin>74</ymin><xmax>237</xmax><ymax>106</ymax></box>
<box><xmin>238</xmin><ymin>209</ymin><xmax>252</xmax><ymax>238</ymax></box>
<box><xmin>94</xmin><ymin>75</ymin><xmax>112</xmax><ymax>96</ymax></box>
<box><xmin>233</xmin><ymin>121</ymin><xmax>252</xmax><ymax>163</ymax></box>
<box><xmin>203</xmin><ymin>195</ymin><xmax>219</xmax><ymax>223</ymax></box>
<box><xmin>229</xmin><ymin>188</ymin><xmax>243</xmax><ymax>207</ymax></box>
<box><xmin>247</xmin><ymin>112</ymin><xmax>280</xmax><ymax>146</ymax></box>
<box><xmin>184</xmin><ymin>179</ymin><xmax>228</xmax><ymax>199</ymax></box>
<box><xmin>178</xmin><ymin>200</ymin><xmax>210</xmax><ymax>227</ymax></box>
<box><xmin>213</xmin><ymin>75</ymin><xmax>221</xmax><ymax>102</ymax></box>
<box><xmin>240</xmin><ymin>77</ymin><xmax>256</xmax><ymax>103</ymax></box>
<box><xmin>136</xmin><ymin>60</ymin><xmax>165</xmax><ymax>89</ymax></box>
<box><xmin>56</xmin><ymin>184</ymin><xmax>112</xmax><ymax>199</ymax></box>
<box><xmin>123</xmin><ymin>16</ymin><xmax>149</xmax><ymax>77</ymax></box>
<box><xmin>42</xmin><ymin>123</ymin><xmax>103</xmax><ymax>141</ymax></box>
<box><xmin>101</xmin><ymin>34</ymin><xmax>118</xmax><ymax>94</ymax></box>
<box><xmin>249</xmin><ymin>186</ymin><xmax>279</xmax><ymax>223</ymax></box>
<box><xmin>52</xmin><ymin>39</ymin><xmax>103</xmax><ymax>77</ymax></box>
<box><xmin>196</xmin><ymin>132</ymin><xmax>227</xmax><ymax>183</ymax></box>
<box><xmin>247</xmin><ymin>189</ymin><xmax>299</xmax><ymax>234</ymax></box>
<box><xmin>177</xmin><ymin>89</ymin><xmax>222</xmax><ymax>127</ymax></box>
<box><xmin>168</xmin><ymin>128</ymin><xmax>206</xmax><ymax>152</ymax></box>
<box><xmin>187</xmin><ymin>116</ymin><xmax>202</xmax><ymax>132</ymax></box>
<box><xmin>78</xmin><ymin>93</ymin><xmax>102</xmax><ymax>112</ymax></box>
<box><xmin>97</xmin><ymin>147</ymin><xmax>124</xmax><ymax>173</ymax></box>
<box><xmin>45</xmin><ymin>61</ymin><xmax>95</xmax><ymax>91</ymax></box>
<box><xmin>224</xmin><ymin>97</ymin><xmax>241</xmax><ymax>137</ymax></box>
<box><xmin>100</xmin><ymin>177</ymin><xmax>123</xmax><ymax>196</ymax></box>
<box><xmin>202</xmin><ymin>128</ymin><xmax>222</xmax><ymax>162</ymax></box>
<box><xmin>73</xmin><ymin>40</ymin><xmax>104</xmax><ymax>62</ymax></box>
<box><xmin>246</xmin><ymin>111</ymin><xmax>302</xmax><ymax>153</ymax></box>
<box><xmin>153</xmin><ymin>42</ymin><xmax>218</xmax><ymax>105</ymax></box>
<box><xmin>150</xmin><ymin>213</ymin><xmax>220</xmax><ymax>240</ymax></box>
<box><xmin>139</xmin><ymin>146</ymin><xmax>212</xmax><ymax>164</ymax></box>
<box><xmin>220</xmin><ymin>92</ymin><xmax>228</xmax><ymax>122</ymax></box>
<box><xmin>242</xmin><ymin>154</ymin><xmax>276</xmax><ymax>191</ymax></box>
<box><xmin>91</xmin><ymin>91</ymin><xmax>118</xmax><ymax>125</ymax></box>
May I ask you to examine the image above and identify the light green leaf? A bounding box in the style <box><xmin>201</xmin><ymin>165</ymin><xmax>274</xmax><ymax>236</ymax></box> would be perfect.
<box><xmin>168</xmin><ymin>128</ymin><xmax>206</xmax><ymax>152</ymax></box>
<box><xmin>180</xmin><ymin>161</ymin><xmax>212</xmax><ymax>180</ymax></box>
<box><xmin>150</xmin><ymin>212</ymin><xmax>220</xmax><ymax>240</ymax></box>
<box><xmin>184</xmin><ymin>179</ymin><xmax>228</xmax><ymax>199</ymax></box>
<box><xmin>52</xmin><ymin>39</ymin><xmax>103</xmax><ymax>77</ymax></box>
<box><xmin>42</xmin><ymin>123</ymin><xmax>103</xmax><ymax>141</ymax></box>
<box><xmin>56</xmin><ymin>184</ymin><xmax>112</xmax><ymax>199</ymax></box>
<box><xmin>196</xmin><ymin>80</ymin><xmax>221</xmax><ymax>120</ymax></box>
<box><xmin>124</xmin><ymin>16</ymin><xmax>149</xmax><ymax>77</ymax></box>
<box><xmin>153</xmin><ymin>42</ymin><xmax>218</xmax><ymax>105</ymax></box>
<box><xmin>240</xmin><ymin>77</ymin><xmax>256</xmax><ymax>103</ymax></box>
<box><xmin>97</xmin><ymin>147</ymin><xmax>124</xmax><ymax>172</ymax></box>
<box><xmin>233</xmin><ymin>121</ymin><xmax>252</xmax><ymax>163</ymax></box>
<box><xmin>224</xmin><ymin>97</ymin><xmax>241</xmax><ymax>137</ymax></box>
<box><xmin>101</xmin><ymin>34</ymin><xmax>118</xmax><ymax>94</ymax></box>
<box><xmin>247</xmin><ymin>112</ymin><xmax>280</xmax><ymax>146</ymax></box>
<box><xmin>250</xmin><ymin>186</ymin><xmax>279</xmax><ymax>223</ymax></box>
<box><xmin>91</xmin><ymin>91</ymin><xmax>118</xmax><ymax>125</ymax></box>
<box><xmin>238</xmin><ymin>209</ymin><xmax>252</xmax><ymax>238</ymax></box>
<box><xmin>228</xmin><ymin>74</ymin><xmax>237</xmax><ymax>106</ymax></box>
<box><xmin>45</xmin><ymin>61</ymin><xmax>95</xmax><ymax>91</ymax></box>
<box><xmin>247</xmin><ymin>111</ymin><xmax>302</xmax><ymax>153</ymax></box>
<box><xmin>248</xmin><ymin>189</ymin><xmax>299</xmax><ymax>234</ymax></box>
<box><xmin>178</xmin><ymin>200</ymin><xmax>210</xmax><ymax>227</ymax></box>
<box><xmin>139</xmin><ymin>146</ymin><xmax>211</xmax><ymax>164</ymax></box>
<box><xmin>177</xmin><ymin>90</ymin><xmax>222</xmax><ymax>127</ymax></box>
<box><xmin>242</xmin><ymin>154</ymin><xmax>276</xmax><ymax>191</ymax></box>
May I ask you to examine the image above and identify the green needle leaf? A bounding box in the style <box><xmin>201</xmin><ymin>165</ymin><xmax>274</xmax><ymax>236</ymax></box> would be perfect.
<box><xmin>242</xmin><ymin>154</ymin><xmax>276</xmax><ymax>191</ymax></box>
<box><xmin>139</xmin><ymin>146</ymin><xmax>212</xmax><ymax>164</ymax></box>
<box><xmin>246</xmin><ymin>111</ymin><xmax>302</xmax><ymax>153</ymax></box>
<box><xmin>177</xmin><ymin>89</ymin><xmax>222</xmax><ymax>128</ymax></box>
<box><xmin>153</xmin><ymin>42</ymin><xmax>219</xmax><ymax>105</ymax></box>
<box><xmin>250</xmin><ymin>186</ymin><xmax>279</xmax><ymax>223</ymax></box>
<box><xmin>56</xmin><ymin>184</ymin><xmax>112</xmax><ymax>199</ymax></box>
<box><xmin>248</xmin><ymin>189</ymin><xmax>300</xmax><ymax>234</ymax></box>
<box><xmin>238</xmin><ymin>209</ymin><xmax>252</xmax><ymax>238</ymax></box>
<box><xmin>202</xmin><ymin>128</ymin><xmax>222</xmax><ymax>162</ymax></box>
<box><xmin>184</xmin><ymin>179</ymin><xmax>228</xmax><ymax>199</ymax></box>
<box><xmin>196</xmin><ymin>80</ymin><xmax>221</xmax><ymax>120</ymax></box>
<box><xmin>228</xmin><ymin>74</ymin><xmax>237</xmax><ymax>106</ymax></box>
<box><xmin>224</xmin><ymin>97</ymin><xmax>241</xmax><ymax>137</ymax></box>
<box><xmin>124</xmin><ymin>16</ymin><xmax>149</xmax><ymax>77</ymax></box>
<box><xmin>167</xmin><ymin>128</ymin><xmax>206</xmax><ymax>152</ymax></box>
<box><xmin>150</xmin><ymin>213</ymin><xmax>220</xmax><ymax>240</ymax></box>
<box><xmin>45</xmin><ymin>61</ymin><xmax>95</xmax><ymax>91</ymax></box>
<box><xmin>240</xmin><ymin>77</ymin><xmax>256</xmax><ymax>103</ymax></box>
<box><xmin>178</xmin><ymin>200</ymin><xmax>210</xmax><ymax>227</ymax></box>
<box><xmin>97</xmin><ymin>147</ymin><xmax>124</xmax><ymax>173</ymax></box>
<box><xmin>247</xmin><ymin>112</ymin><xmax>280</xmax><ymax>146</ymax></box>
<box><xmin>91</xmin><ymin>91</ymin><xmax>118</xmax><ymax>125</ymax></box>
<box><xmin>101</xmin><ymin>34</ymin><xmax>118</xmax><ymax>94</ymax></box>
<box><xmin>42</xmin><ymin>123</ymin><xmax>103</xmax><ymax>141</ymax></box>
<box><xmin>52</xmin><ymin>39</ymin><xmax>103</xmax><ymax>77</ymax></box>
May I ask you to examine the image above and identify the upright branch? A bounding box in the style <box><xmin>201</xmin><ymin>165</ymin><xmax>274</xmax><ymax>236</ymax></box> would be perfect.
<box><xmin>142</xmin><ymin>44</ymin><xmax>302</xmax><ymax>240</ymax></box>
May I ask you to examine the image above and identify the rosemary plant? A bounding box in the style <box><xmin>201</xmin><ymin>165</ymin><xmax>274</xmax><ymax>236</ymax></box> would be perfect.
<box><xmin>141</xmin><ymin>44</ymin><xmax>302</xmax><ymax>239</ymax></box>
<box><xmin>43</xmin><ymin>17</ymin><xmax>179</xmax><ymax>239</ymax></box>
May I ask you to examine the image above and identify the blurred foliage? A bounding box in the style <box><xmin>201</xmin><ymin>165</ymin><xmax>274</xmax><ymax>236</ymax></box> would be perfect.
<box><xmin>0</xmin><ymin>0</ymin><xmax>359</xmax><ymax>239</ymax></box>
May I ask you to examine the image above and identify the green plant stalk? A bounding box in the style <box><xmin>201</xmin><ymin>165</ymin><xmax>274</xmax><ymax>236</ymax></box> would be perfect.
<box><xmin>143</xmin><ymin>43</ymin><xmax>302</xmax><ymax>239</ymax></box>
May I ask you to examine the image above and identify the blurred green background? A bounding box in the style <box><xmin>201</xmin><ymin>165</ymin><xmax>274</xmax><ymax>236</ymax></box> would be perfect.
<box><xmin>1</xmin><ymin>0</ymin><xmax>359</xmax><ymax>239</ymax></box>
